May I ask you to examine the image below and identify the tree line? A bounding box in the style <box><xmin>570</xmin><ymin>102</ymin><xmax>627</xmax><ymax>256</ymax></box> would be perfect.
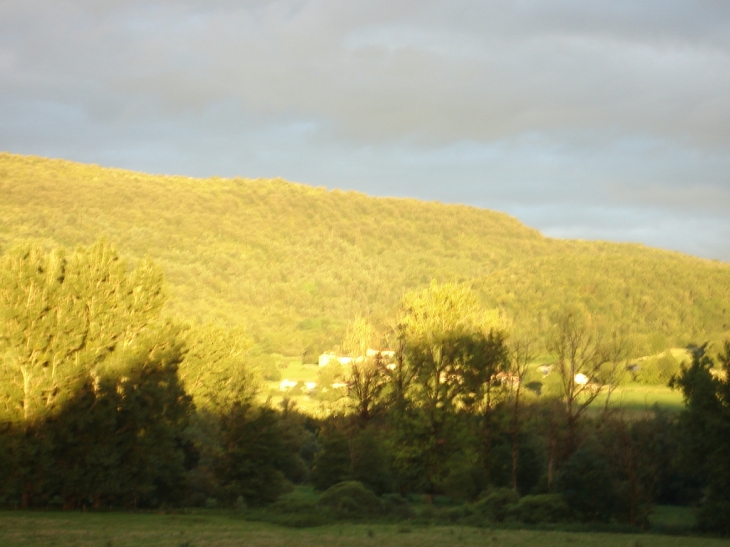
<box><xmin>1</xmin><ymin>241</ymin><xmax>730</xmax><ymax>534</ymax></box>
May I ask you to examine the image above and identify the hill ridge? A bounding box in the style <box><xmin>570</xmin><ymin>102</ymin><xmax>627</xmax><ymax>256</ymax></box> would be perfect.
<box><xmin>1</xmin><ymin>151</ymin><xmax>728</xmax><ymax>355</ymax></box>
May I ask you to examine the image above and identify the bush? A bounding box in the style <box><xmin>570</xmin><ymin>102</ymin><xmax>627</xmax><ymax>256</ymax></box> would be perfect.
<box><xmin>269</xmin><ymin>498</ymin><xmax>318</xmax><ymax>514</ymax></box>
<box><xmin>441</xmin><ymin>504</ymin><xmax>476</xmax><ymax>523</ymax></box>
<box><xmin>441</xmin><ymin>464</ymin><xmax>488</xmax><ymax>502</ymax></box>
<box><xmin>414</xmin><ymin>503</ymin><xmax>437</xmax><ymax>523</ymax></box>
<box><xmin>382</xmin><ymin>494</ymin><xmax>414</xmax><ymax>519</ymax></box>
<box><xmin>474</xmin><ymin>488</ymin><xmax>519</xmax><ymax>522</ymax></box>
<box><xmin>318</xmin><ymin>481</ymin><xmax>382</xmax><ymax>518</ymax></box>
<box><xmin>265</xmin><ymin>496</ymin><xmax>331</xmax><ymax>527</ymax></box>
<box><xmin>508</xmin><ymin>494</ymin><xmax>569</xmax><ymax>524</ymax></box>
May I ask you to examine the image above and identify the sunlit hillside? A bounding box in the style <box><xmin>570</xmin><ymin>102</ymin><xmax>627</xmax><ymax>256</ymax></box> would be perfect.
<box><xmin>1</xmin><ymin>152</ymin><xmax>728</xmax><ymax>357</ymax></box>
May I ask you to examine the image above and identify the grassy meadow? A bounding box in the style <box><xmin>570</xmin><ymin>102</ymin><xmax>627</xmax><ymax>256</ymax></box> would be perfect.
<box><xmin>0</xmin><ymin>510</ymin><xmax>722</xmax><ymax>547</ymax></box>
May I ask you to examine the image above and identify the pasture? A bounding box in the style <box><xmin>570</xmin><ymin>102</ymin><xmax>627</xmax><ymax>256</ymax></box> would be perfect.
<box><xmin>263</xmin><ymin>357</ymin><xmax>686</xmax><ymax>418</ymax></box>
<box><xmin>0</xmin><ymin>510</ymin><xmax>724</xmax><ymax>547</ymax></box>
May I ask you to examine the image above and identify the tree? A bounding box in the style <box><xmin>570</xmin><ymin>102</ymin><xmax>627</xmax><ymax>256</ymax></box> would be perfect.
<box><xmin>458</xmin><ymin>329</ymin><xmax>509</xmax><ymax>485</ymax></box>
<box><xmin>311</xmin><ymin>428</ymin><xmax>352</xmax><ymax>491</ymax></box>
<box><xmin>179</xmin><ymin>323</ymin><xmax>258</xmax><ymax>412</ymax></box>
<box><xmin>556</xmin><ymin>443</ymin><xmax>617</xmax><ymax>522</ymax></box>
<box><xmin>600</xmin><ymin>414</ymin><xmax>662</xmax><ymax>528</ymax></box>
<box><xmin>507</xmin><ymin>333</ymin><xmax>537</xmax><ymax>492</ymax></box>
<box><xmin>380</xmin><ymin>322</ymin><xmax>415</xmax><ymax>416</ymax></box>
<box><xmin>0</xmin><ymin>240</ymin><xmax>190</xmax><ymax>508</ymax></box>
<box><xmin>546</xmin><ymin>308</ymin><xmax>629</xmax><ymax>457</ymax></box>
<box><xmin>341</xmin><ymin>318</ymin><xmax>388</xmax><ymax>426</ymax></box>
<box><xmin>671</xmin><ymin>341</ymin><xmax>730</xmax><ymax>534</ymax></box>
<box><xmin>217</xmin><ymin>404</ymin><xmax>295</xmax><ymax>505</ymax></box>
<box><xmin>397</xmin><ymin>281</ymin><xmax>507</xmax><ymax>494</ymax></box>
<box><xmin>350</xmin><ymin>427</ymin><xmax>393</xmax><ymax>494</ymax></box>
<box><xmin>0</xmin><ymin>240</ymin><xmax>164</xmax><ymax>424</ymax></box>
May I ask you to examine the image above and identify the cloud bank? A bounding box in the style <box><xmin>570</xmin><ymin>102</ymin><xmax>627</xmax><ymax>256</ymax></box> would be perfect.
<box><xmin>1</xmin><ymin>0</ymin><xmax>729</xmax><ymax>259</ymax></box>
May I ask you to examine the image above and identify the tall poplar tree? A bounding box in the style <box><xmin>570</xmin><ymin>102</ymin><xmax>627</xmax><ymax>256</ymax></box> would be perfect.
<box><xmin>0</xmin><ymin>240</ymin><xmax>190</xmax><ymax>508</ymax></box>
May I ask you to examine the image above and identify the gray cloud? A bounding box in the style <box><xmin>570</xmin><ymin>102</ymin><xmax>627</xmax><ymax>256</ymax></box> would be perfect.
<box><xmin>1</xmin><ymin>0</ymin><xmax>729</xmax><ymax>259</ymax></box>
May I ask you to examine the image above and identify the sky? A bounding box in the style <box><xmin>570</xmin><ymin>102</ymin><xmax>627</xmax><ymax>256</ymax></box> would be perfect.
<box><xmin>2</xmin><ymin>0</ymin><xmax>730</xmax><ymax>261</ymax></box>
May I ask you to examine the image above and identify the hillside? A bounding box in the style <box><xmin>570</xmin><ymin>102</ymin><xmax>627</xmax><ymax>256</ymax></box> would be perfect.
<box><xmin>1</xmin><ymin>152</ymin><xmax>728</xmax><ymax>357</ymax></box>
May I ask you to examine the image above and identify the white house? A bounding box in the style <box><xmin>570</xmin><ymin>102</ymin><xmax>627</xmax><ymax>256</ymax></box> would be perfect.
<box><xmin>279</xmin><ymin>379</ymin><xmax>298</xmax><ymax>391</ymax></box>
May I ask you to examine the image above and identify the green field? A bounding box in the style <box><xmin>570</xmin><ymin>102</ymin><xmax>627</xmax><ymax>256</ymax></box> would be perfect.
<box><xmin>261</xmin><ymin>356</ymin><xmax>686</xmax><ymax>417</ymax></box>
<box><xmin>594</xmin><ymin>385</ymin><xmax>684</xmax><ymax>413</ymax></box>
<box><xmin>0</xmin><ymin>511</ymin><xmax>722</xmax><ymax>547</ymax></box>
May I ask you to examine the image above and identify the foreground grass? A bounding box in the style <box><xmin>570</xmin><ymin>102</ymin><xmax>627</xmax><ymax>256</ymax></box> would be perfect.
<box><xmin>0</xmin><ymin>511</ymin><xmax>726</xmax><ymax>547</ymax></box>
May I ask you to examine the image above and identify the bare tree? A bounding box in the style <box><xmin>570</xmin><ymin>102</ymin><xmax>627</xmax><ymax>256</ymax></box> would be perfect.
<box><xmin>547</xmin><ymin>309</ymin><xmax>630</xmax><ymax>456</ymax></box>
<box><xmin>598</xmin><ymin>327</ymin><xmax>632</xmax><ymax>416</ymax></box>
<box><xmin>341</xmin><ymin>318</ymin><xmax>388</xmax><ymax>426</ymax></box>
<box><xmin>347</xmin><ymin>353</ymin><xmax>388</xmax><ymax>427</ymax></box>
<box><xmin>507</xmin><ymin>333</ymin><xmax>537</xmax><ymax>492</ymax></box>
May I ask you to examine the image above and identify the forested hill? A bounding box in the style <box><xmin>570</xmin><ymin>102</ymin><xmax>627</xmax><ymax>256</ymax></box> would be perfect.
<box><xmin>1</xmin><ymin>152</ymin><xmax>728</xmax><ymax>356</ymax></box>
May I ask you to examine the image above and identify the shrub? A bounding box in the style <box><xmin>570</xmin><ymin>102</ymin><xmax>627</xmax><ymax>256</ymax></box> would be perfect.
<box><xmin>382</xmin><ymin>494</ymin><xmax>414</xmax><ymax>519</ymax></box>
<box><xmin>414</xmin><ymin>503</ymin><xmax>437</xmax><ymax>523</ymax></box>
<box><xmin>441</xmin><ymin>464</ymin><xmax>488</xmax><ymax>502</ymax></box>
<box><xmin>474</xmin><ymin>488</ymin><xmax>519</xmax><ymax>522</ymax></box>
<box><xmin>441</xmin><ymin>504</ymin><xmax>476</xmax><ymax>523</ymax></box>
<box><xmin>508</xmin><ymin>494</ymin><xmax>570</xmax><ymax>524</ymax></box>
<box><xmin>271</xmin><ymin>513</ymin><xmax>330</xmax><ymax>528</ymax></box>
<box><xmin>269</xmin><ymin>498</ymin><xmax>318</xmax><ymax>514</ymax></box>
<box><xmin>317</xmin><ymin>481</ymin><xmax>382</xmax><ymax>518</ymax></box>
<box><xmin>266</xmin><ymin>497</ymin><xmax>330</xmax><ymax>527</ymax></box>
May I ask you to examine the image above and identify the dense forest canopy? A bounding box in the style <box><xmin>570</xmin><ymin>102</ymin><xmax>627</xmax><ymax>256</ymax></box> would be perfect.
<box><xmin>1</xmin><ymin>152</ymin><xmax>728</xmax><ymax>358</ymax></box>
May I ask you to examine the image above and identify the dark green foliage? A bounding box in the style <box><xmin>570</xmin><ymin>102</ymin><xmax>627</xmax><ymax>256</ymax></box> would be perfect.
<box><xmin>311</xmin><ymin>430</ymin><xmax>352</xmax><ymax>491</ymax></box>
<box><xmin>474</xmin><ymin>488</ymin><xmax>519</xmax><ymax>522</ymax></box>
<box><xmin>556</xmin><ymin>445</ymin><xmax>617</xmax><ymax>522</ymax></box>
<box><xmin>507</xmin><ymin>494</ymin><xmax>570</xmax><ymax>524</ymax></box>
<box><xmin>441</xmin><ymin>464</ymin><xmax>488</xmax><ymax>503</ymax></box>
<box><xmin>598</xmin><ymin>413</ymin><xmax>669</xmax><ymax>527</ymax></box>
<box><xmin>269</xmin><ymin>497</ymin><xmax>319</xmax><ymax>514</ymax></box>
<box><xmin>216</xmin><ymin>404</ymin><xmax>295</xmax><ymax>506</ymax></box>
<box><xmin>482</xmin><ymin>428</ymin><xmax>543</xmax><ymax>494</ymax></box>
<box><xmin>350</xmin><ymin>428</ymin><xmax>393</xmax><ymax>495</ymax></box>
<box><xmin>0</xmin><ymin>241</ymin><xmax>190</xmax><ymax>508</ymax></box>
<box><xmin>384</xmin><ymin>408</ymin><xmax>432</xmax><ymax>493</ymax></box>
<box><xmin>317</xmin><ymin>481</ymin><xmax>382</xmax><ymax>518</ymax></box>
<box><xmin>397</xmin><ymin>282</ymin><xmax>510</xmax><ymax>494</ymax></box>
<box><xmin>671</xmin><ymin>341</ymin><xmax>730</xmax><ymax>534</ymax></box>
<box><xmin>381</xmin><ymin>493</ymin><xmax>414</xmax><ymax>519</ymax></box>
<box><xmin>265</xmin><ymin>497</ymin><xmax>332</xmax><ymax>527</ymax></box>
<box><xmin>47</xmin><ymin>334</ymin><xmax>191</xmax><ymax>509</ymax></box>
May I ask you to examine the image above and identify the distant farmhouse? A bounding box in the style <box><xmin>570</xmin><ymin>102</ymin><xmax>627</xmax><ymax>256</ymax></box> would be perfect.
<box><xmin>318</xmin><ymin>349</ymin><xmax>396</xmax><ymax>369</ymax></box>
<box><xmin>279</xmin><ymin>349</ymin><xmax>397</xmax><ymax>393</ymax></box>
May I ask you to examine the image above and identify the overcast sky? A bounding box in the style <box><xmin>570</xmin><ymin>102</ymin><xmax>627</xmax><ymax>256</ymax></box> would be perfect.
<box><xmin>2</xmin><ymin>1</ymin><xmax>729</xmax><ymax>260</ymax></box>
